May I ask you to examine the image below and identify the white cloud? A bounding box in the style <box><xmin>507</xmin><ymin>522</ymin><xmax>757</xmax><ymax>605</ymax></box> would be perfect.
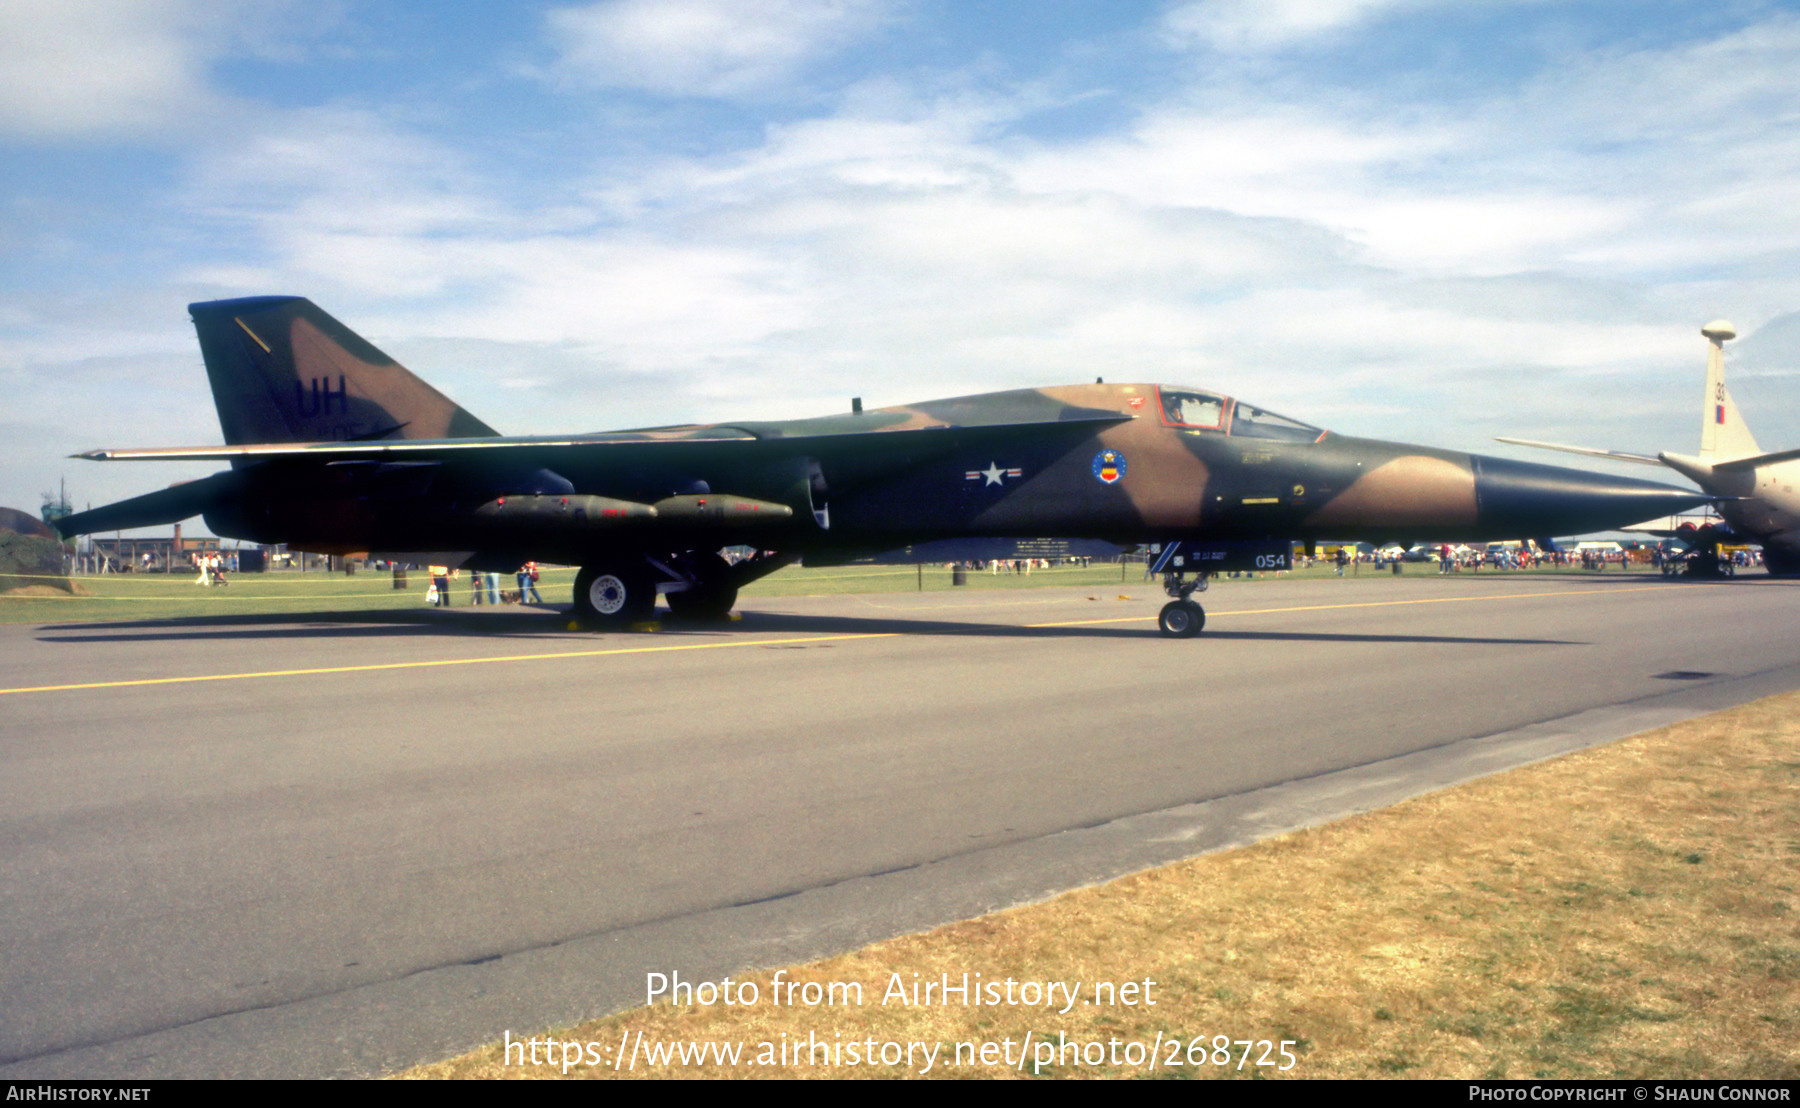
<box><xmin>542</xmin><ymin>0</ymin><xmax>894</xmax><ymax>96</ymax></box>
<box><xmin>1511</xmin><ymin>15</ymin><xmax>1800</xmax><ymax>146</ymax></box>
<box><xmin>0</xmin><ymin>0</ymin><xmax>320</xmax><ymax>140</ymax></box>
<box><xmin>1159</xmin><ymin>0</ymin><xmax>1427</xmax><ymax>52</ymax></box>
<box><xmin>0</xmin><ymin>0</ymin><xmax>214</xmax><ymax>137</ymax></box>
<box><xmin>187</xmin><ymin>107</ymin><xmax>510</xmax><ymax>241</ymax></box>
<box><xmin>1016</xmin><ymin>9</ymin><xmax>1800</xmax><ymax>278</ymax></box>
<box><xmin>158</xmin><ymin>64</ymin><xmax>1733</xmax><ymax>434</ymax></box>
<box><xmin>1493</xmin><ymin>16</ymin><xmax>1800</xmax><ymax>274</ymax></box>
<box><xmin>176</xmin><ymin>109</ymin><xmax>816</xmax><ymax>387</ymax></box>
<box><xmin>1007</xmin><ymin>107</ymin><xmax>1643</xmax><ymax>273</ymax></box>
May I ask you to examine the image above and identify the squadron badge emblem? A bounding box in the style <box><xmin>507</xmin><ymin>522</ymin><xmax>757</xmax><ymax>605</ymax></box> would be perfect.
<box><xmin>1092</xmin><ymin>449</ymin><xmax>1126</xmax><ymax>484</ymax></box>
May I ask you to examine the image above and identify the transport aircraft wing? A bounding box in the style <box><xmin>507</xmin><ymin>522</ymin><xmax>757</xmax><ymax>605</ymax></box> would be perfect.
<box><xmin>1492</xmin><ymin>437</ymin><xmax>1662</xmax><ymax>466</ymax></box>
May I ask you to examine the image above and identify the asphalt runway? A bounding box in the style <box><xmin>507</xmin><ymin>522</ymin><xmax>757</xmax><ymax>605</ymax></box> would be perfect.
<box><xmin>3</xmin><ymin>569</ymin><xmax>1798</xmax><ymax>1078</ymax></box>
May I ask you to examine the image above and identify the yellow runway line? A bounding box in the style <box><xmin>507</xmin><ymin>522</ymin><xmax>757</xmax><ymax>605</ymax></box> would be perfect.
<box><xmin>0</xmin><ymin>632</ymin><xmax>899</xmax><ymax>697</ymax></box>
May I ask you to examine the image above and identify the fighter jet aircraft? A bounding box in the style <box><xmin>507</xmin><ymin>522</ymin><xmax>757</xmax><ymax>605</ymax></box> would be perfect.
<box><xmin>1498</xmin><ymin>320</ymin><xmax>1800</xmax><ymax>577</ymax></box>
<box><xmin>57</xmin><ymin>297</ymin><xmax>1710</xmax><ymax>636</ymax></box>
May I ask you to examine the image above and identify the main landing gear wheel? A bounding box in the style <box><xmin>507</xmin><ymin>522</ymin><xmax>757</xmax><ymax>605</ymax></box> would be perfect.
<box><xmin>664</xmin><ymin>552</ymin><xmax>739</xmax><ymax>621</ymax></box>
<box><xmin>1158</xmin><ymin>599</ymin><xmax>1205</xmax><ymax>638</ymax></box>
<box><xmin>573</xmin><ymin>563</ymin><xmax>656</xmax><ymax>629</ymax></box>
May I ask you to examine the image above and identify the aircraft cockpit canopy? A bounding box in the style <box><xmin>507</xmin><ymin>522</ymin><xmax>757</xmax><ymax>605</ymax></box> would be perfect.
<box><xmin>1157</xmin><ymin>387</ymin><xmax>1325</xmax><ymax>443</ymax></box>
<box><xmin>1160</xmin><ymin>389</ymin><xmax>1226</xmax><ymax>429</ymax></box>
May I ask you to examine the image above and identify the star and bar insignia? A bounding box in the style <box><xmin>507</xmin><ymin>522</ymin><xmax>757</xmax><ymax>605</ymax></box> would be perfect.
<box><xmin>965</xmin><ymin>461</ymin><xmax>1024</xmax><ymax>486</ymax></box>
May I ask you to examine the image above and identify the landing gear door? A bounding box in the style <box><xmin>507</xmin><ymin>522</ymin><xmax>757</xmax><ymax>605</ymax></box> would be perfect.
<box><xmin>1148</xmin><ymin>540</ymin><xmax>1293</xmax><ymax>575</ymax></box>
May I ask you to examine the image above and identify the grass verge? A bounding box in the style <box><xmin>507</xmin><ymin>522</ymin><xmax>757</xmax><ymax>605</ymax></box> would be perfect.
<box><xmin>408</xmin><ymin>690</ymin><xmax>1800</xmax><ymax>1080</ymax></box>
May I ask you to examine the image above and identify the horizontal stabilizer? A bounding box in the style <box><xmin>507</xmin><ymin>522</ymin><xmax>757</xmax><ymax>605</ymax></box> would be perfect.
<box><xmin>1618</xmin><ymin>514</ymin><xmax>1716</xmax><ymax>536</ymax></box>
<box><xmin>70</xmin><ymin>430</ymin><xmax>755</xmax><ymax>462</ymax></box>
<box><xmin>1492</xmin><ymin>437</ymin><xmax>1662</xmax><ymax>466</ymax></box>
<box><xmin>54</xmin><ymin>471</ymin><xmax>242</xmax><ymax>537</ymax></box>
<box><xmin>1710</xmin><ymin>445</ymin><xmax>1800</xmax><ymax>473</ymax></box>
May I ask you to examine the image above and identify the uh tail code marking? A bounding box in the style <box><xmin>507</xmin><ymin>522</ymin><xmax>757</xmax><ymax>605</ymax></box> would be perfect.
<box><xmin>295</xmin><ymin>374</ymin><xmax>349</xmax><ymax>417</ymax></box>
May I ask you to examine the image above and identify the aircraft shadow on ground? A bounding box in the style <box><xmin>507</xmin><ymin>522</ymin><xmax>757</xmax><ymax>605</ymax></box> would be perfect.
<box><xmin>34</xmin><ymin>604</ymin><xmax>1585</xmax><ymax>647</ymax></box>
<box><xmin>38</xmin><ymin>606</ymin><xmax>1143</xmax><ymax>643</ymax></box>
<box><xmin>728</xmin><ymin>610</ymin><xmax>1582</xmax><ymax>646</ymax></box>
<box><xmin>1442</xmin><ymin>570</ymin><xmax>1795</xmax><ymax>587</ymax></box>
<box><xmin>1195</xmin><ymin>630</ymin><xmax>1584</xmax><ymax>645</ymax></box>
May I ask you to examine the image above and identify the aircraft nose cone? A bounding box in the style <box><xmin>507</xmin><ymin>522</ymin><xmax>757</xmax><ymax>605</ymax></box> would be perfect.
<box><xmin>1472</xmin><ymin>455</ymin><xmax>1708</xmax><ymax>537</ymax></box>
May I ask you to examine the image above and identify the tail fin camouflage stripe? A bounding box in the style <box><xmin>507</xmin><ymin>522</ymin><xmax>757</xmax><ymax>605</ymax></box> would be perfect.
<box><xmin>189</xmin><ymin>296</ymin><xmax>498</xmax><ymax>446</ymax></box>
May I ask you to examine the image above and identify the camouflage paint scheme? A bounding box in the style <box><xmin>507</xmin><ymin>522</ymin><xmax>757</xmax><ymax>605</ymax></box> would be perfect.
<box><xmin>58</xmin><ymin>297</ymin><xmax>1709</xmax><ymax>629</ymax></box>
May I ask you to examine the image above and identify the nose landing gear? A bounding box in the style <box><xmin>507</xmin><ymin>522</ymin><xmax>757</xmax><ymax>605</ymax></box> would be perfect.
<box><xmin>1145</xmin><ymin>539</ymin><xmax>1295</xmax><ymax>637</ymax></box>
<box><xmin>1149</xmin><ymin>542</ymin><xmax>1211</xmax><ymax>638</ymax></box>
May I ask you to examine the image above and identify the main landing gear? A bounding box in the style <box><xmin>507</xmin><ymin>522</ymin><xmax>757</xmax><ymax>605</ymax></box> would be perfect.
<box><xmin>1157</xmin><ymin>571</ymin><xmax>1208</xmax><ymax>639</ymax></box>
<box><xmin>662</xmin><ymin>551</ymin><xmax>738</xmax><ymax>621</ymax></box>
<box><xmin>1660</xmin><ymin>550</ymin><xmax>1735</xmax><ymax>579</ymax></box>
<box><xmin>572</xmin><ymin>549</ymin><xmax>798</xmax><ymax>630</ymax></box>
<box><xmin>573</xmin><ymin>563</ymin><xmax>656</xmax><ymax>628</ymax></box>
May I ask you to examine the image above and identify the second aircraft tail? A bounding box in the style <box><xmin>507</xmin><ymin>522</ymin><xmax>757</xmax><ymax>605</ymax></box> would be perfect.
<box><xmin>1698</xmin><ymin>319</ymin><xmax>1759</xmax><ymax>462</ymax></box>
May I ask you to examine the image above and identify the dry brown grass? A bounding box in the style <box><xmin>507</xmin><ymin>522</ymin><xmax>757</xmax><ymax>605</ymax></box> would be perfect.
<box><xmin>407</xmin><ymin>692</ymin><xmax>1800</xmax><ymax>1080</ymax></box>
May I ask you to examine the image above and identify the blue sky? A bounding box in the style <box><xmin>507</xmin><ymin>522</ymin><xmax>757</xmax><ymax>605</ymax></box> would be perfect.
<box><xmin>5</xmin><ymin>0</ymin><xmax>1800</xmax><ymax>528</ymax></box>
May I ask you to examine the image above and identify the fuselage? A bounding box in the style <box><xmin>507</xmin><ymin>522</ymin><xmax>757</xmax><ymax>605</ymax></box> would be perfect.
<box><xmin>1657</xmin><ymin>451</ymin><xmax>1800</xmax><ymax>569</ymax></box>
<box><xmin>819</xmin><ymin>384</ymin><xmax>1705</xmax><ymax>551</ymax></box>
<box><xmin>195</xmin><ymin>382</ymin><xmax>1708</xmax><ymax>562</ymax></box>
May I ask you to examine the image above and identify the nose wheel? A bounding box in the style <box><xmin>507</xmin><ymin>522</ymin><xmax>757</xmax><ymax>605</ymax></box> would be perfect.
<box><xmin>1152</xmin><ymin>552</ymin><xmax>1210</xmax><ymax>639</ymax></box>
<box><xmin>1158</xmin><ymin>599</ymin><xmax>1205</xmax><ymax>638</ymax></box>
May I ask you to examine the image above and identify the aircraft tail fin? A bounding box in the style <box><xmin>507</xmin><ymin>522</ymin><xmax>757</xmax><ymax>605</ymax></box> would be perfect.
<box><xmin>188</xmin><ymin>296</ymin><xmax>499</xmax><ymax>445</ymax></box>
<box><xmin>1697</xmin><ymin>319</ymin><xmax>1759</xmax><ymax>462</ymax></box>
